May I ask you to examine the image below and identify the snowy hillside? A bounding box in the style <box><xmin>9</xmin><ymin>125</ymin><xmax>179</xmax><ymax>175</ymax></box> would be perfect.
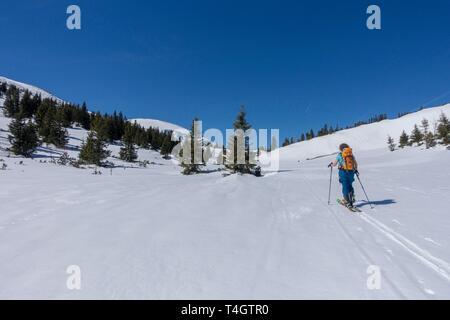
<box><xmin>1</xmin><ymin>77</ymin><xmax>450</xmax><ymax>299</ymax></box>
<box><xmin>0</xmin><ymin>76</ymin><xmax>62</xmax><ymax>102</ymax></box>
<box><xmin>131</xmin><ymin>118</ymin><xmax>188</xmax><ymax>135</ymax></box>
<box><xmin>0</xmin><ymin>76</ymin><xmax>179</xmax><ymax>166</ymax></box>
<box><xmin>280</xmin><ymin>104</ymin><xmax>450</xmax><ymax>161</ymax></box>
<box><xmin>1</xmin><ymin>75</ymin><xmax>187</xmax><ymax>135</ymax></box>
<box><xmin>0</xmin><ymin>111</ymin><xmax>175</xmax><ymax>167</ymax></box>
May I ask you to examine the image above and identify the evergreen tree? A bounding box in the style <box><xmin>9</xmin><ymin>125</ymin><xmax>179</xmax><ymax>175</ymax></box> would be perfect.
<box><xmin>119</xmin><ymin>125</ymin><xmax>138</xmax><ymax>162</ymax></box>
<box><xmin>58</xmin><ymin>104</ymin><xmax>73</xmax><ymax>128</ymax></box>
<box><xmin>0</xmin><ymin>82</ymin><xmax>7</xmax><ymax>96</ymax></box>
<box><xmin>160</xmin><ymin>135</ymin><xmax>173</xmax><ymax>159</ymax></box>
<box><xmin>233</xmin><ymin>106</ymin><xmax>252</xmax><ymax>131</ymax></box>
<box><xmin>437</xmin><ymin>112</ymin><xmax>450</xmax><ymax>145</ymax></box>
<box><xmin>35</xmin><ymin>99</ymin><xmax>53</xmax><ymax>128</ymax></box>
<box><xmin>421</xmin><ymin>118</ymin><xmax>430</xmax><ymax>136</ymax></box>
<box><xmin>134</xmin><ymin>126</ymin><xmax>150</xmax><ymax>148</ymax></box>
<box><xmin>8</xmin><ymin>116</ymin><xmax>40</xmax><ymax>157</ymax></box>
<box><xmin>399</xmin><ymin>130</ymin><xmax>409</xmax><ymax>148</ymax></box>
<box><xmin>4</xmin><ymin>85</ymin><xmax>20</xmax><ymax>117</ymax></box>
<box><xmin>79</xmin><ymin>132</ymin><xmax>111</xmax><ymax>166</ymax></box>
<box><xmin>306</xmin><ymin>129</ymin><xmax>315</xmax><ymax>140</ymax></box>
<box><xmin>19</xmin><ymin>90</ymin><xmax>35</xmax><ymax>118</ymax></box>
<box><xmin>148</xmin><ymin>127</ymin><xmax>165</xmax><ymax>150</ymax></box>
<box><xmin>282</xmin><ymin>137</ymin><xmax>290</xmax><ymax>147</ymax></box>
<box><xmin>31</xmin><ymin>94</ymin><xmax>42</xmax><ymax>116</ymax></box>
<box><xmin>38</xmin><ymin>105</ymin><xmax>68</xmax><ymax>148</ymax></box>
<box><xmin>91</xmin><ymin>112</ymin><xmax>110</xmax><ymax>141</ymax></box>
<box><xmin>410</xmin><ymin>124</ymin><xmax>423</xmax><ymax>146</ymax></box>
<box><xmin>424</xmin><ymin>132</ymin><xmax>436</xmax><ymax>149</ymax></box>
<box><xmin>387</xmin><ymin>135</ymin><xmax>396</xmax><ymax>152</ymax></box>
<box><xmin>225</xmin><ymin>107</ymin><xmax>256</xmax><ymax>174</ymax></box>
<box><xmin>305</xmin><ymin>132</ymin><xmax>310</xmax><ymax>140</ymax></box>
<box><xmin>318</xmin><ymin>124</ymin><xmax>329</xmax><ymax>137</ymax></box>
<box><xmin>75</xmin><ymin>102</ymin><xmax>91</xmax><ymax>130</ymax></box>
<box><xmin>109</xmin><ymin>111</ymin><xmax>126</xmax><ymax>141</ymax></box>
<box><xmin>300</xmin><ymin>133</ymin><xmax>305</xmax><ymax>142</ymax></box>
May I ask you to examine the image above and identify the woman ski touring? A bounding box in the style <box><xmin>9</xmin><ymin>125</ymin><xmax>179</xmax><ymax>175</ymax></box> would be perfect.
<box><xmin>328</xmin><ymin>143</ymin><xmax>359</xmax><ymax>210</ymax></box>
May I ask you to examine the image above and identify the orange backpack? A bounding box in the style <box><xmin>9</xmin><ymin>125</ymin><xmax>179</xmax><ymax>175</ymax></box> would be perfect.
<box><xmin>341</xmin><ymin>148</ymin><xmax>355</xmax><ymax>171</ymax></box>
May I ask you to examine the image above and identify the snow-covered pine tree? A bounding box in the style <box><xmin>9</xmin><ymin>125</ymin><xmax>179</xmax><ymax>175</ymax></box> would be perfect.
<box><xmin>8</xmin><ymin>116</ymin><xmax>40</xmax><ymax>157</ymax></box>
<box><xmin>119</xmin><ymin>125</ymin><xmax>138</xmax><ymax>162</ymax></box>
<box><xmin>225</xmin><ymin>106</ymin><xmax>257</xmax><ymax>174</ymax></box>
<box><xmin>387</xmin><ymin>135</ymin><xmax>396</xmax><ymax>152</ymax></box>
<box><xmin>410</xmin><ymin>124</ymin><xmax>423</xmax><ymax>146</ymax></box>
<box><xmin>399</xmin><ymin>130</ymin><xmax>409</xmax><ymax>148</ymax></box>
<box><xmin>79</xmin><ymin>132</ymin><xmax>111</xmax><ymax>166</ymax></box>
<box><xmin>421</xmin><ymin>118</ymin><xmax>430</xmax><ymax>136</ymax></box>
<box><xmin>437</xmin><ymin>112</ymin><xmax>450</xmax><ymax>145</ymax></box>
<box><xmin>424</xmin><ymin>131</ymin><xmax>436</xmax><ymax>149</ymax></box>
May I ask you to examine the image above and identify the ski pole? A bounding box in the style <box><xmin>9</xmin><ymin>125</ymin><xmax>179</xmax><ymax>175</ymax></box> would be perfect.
<box><xmin>327</xmin><ymin>165</ymin><xmax>333</xmax><ymax>205</ymax></box>
<box><xmin>356</xmin><ymin>172</ymin><xmax>374</xmax><ymax>209</ymax></box>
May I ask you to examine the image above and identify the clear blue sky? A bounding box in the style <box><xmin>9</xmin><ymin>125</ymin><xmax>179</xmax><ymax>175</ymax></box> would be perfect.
<box><xmin>1</xmin><ymin>0</ymin><xmax>449</xmax><ymax>140</ymax></box>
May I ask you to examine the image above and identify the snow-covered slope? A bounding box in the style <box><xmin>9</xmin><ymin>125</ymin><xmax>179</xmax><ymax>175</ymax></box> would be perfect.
<box><xmin>131</xmin><ymin>118</ymin><xmax>188</xmax><ymax>134</ymax></box>
<box><xmin>131</xmin><ymin>118</ymin><xmax>189</xmax><ymax>142</ymax></box>
<box><xmin>0</xmin><ymin>76</ymin><xmax>62</xmax><ymax>101</ymax></box>
<box><xmin>280</xmin><ymin>103</ymin><xmax>450</xmax><ymax>161</ymax></box>
<box><xmin>1</xmin><ymin>134</ymin><xmax>450</xmax><ymax>299</ymax></box>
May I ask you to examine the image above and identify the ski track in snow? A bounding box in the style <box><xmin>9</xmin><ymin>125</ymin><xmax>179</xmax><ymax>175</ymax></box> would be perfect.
<box><xmin>292</xmin><ymin>158</ymin><xmax>450</xmax><ymax>298</ymax></box>
<box><xmin>358</xmin><ymin>212</ymin><xmax>450</xmax><ymax>283</ymax></box>
<box><xmin>298</xmin><ymin>171</ymin><xmax>407</xmax><ymax>299</ymax></box>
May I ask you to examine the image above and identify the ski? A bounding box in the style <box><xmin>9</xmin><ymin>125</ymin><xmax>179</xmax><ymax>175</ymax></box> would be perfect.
<box><xmin>336</xmin><ymin>199</ymin><xmax>361</xmax><ymax>213</ymax></box>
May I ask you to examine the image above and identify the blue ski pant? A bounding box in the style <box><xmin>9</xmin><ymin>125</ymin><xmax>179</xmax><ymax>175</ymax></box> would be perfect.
<box><xmin>339</xmin><ymin>170</ymin><xmax>355</xmax><ymax>203</ymax></box>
